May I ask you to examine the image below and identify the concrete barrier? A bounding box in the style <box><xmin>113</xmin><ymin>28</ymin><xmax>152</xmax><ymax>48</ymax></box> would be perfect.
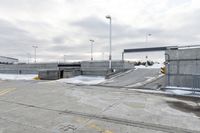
<box><xmin>0</xmin><ymin>63</ymin><xmax>59</xmax><ymax>74</ymax></box>
<box><xmin>0</xmin><ymin>62</ymin><xmax>81</xmax><ymax>74</ymax></box>
<box><xmin>39</xmin><ymin>70</ymin><xmax>60</xmax><ymax>80</ymax></box>
<box><xmin>63</xmin><ymin>70</ymin><xmax>81</xmax><ymax>78</ymax></box>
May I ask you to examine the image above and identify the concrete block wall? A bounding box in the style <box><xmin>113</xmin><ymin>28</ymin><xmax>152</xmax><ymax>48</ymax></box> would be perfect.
<box><xmin>165</xmin><ymin>48</ymin><xmax>200</xmax><ymax>88</ymax></box>
<box><xmin>81</xmin><ymin>61</ymin><xmax>108</xmax><ymax>76</ymax></box>
<box><xmin>38</xmin><ymin>69</ymin><xmax>81</xmax><ymax>80</ymax></box>
<box><xmin>81</xmin><ymin>61</ymin><xmax>135</xmax><ymax>76</ymax></box>
<box><xmin>0</xmin><ymin>63</ymin><xmax>81</xmax><ymax>74</ymax></box>
<box><xmin>123</xmin><ymin>61</ymin><xmax>136</xmax><ymax>69</ymax></box>
<box><xmin>0</xmin><ymin>63</ymin><xmax>58</xmax><ymax>74</ymax></box>
<box><xmin>169</xmin><ymin>75</ymin><xmax>196</xmax><ymax>88</ymax></box>
<box><xmin>0</xmin><ymin>61</ymin><xmax>134</xmax><ymax>78</ymax></box>
<box><xmin>63</xmin><ymin>70</ymin><xmax>81</xmax><ymax>78</ymax></box>
<box><xmin>39</xmin><ymin>70</ymin><xmax>60</xmax><ymax>80</ymax></box>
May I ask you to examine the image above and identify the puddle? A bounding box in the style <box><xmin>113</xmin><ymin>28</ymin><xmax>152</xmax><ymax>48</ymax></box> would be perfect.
<box><xmin>167</xmin><ymin>101</ymin><xmax>200</xmax><ymax>117</ymax></box>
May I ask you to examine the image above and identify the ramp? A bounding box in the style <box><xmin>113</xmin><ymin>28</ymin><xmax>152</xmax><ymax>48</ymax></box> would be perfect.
<box><xmin>101</xmin><ymin>68</ymin><xmax>161</xmax><ymax>88</ymax></box>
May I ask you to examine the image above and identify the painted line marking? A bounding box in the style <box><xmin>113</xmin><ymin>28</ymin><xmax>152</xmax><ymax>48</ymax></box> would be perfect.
<box><xmin>73</xmin><ymin>117</ymin><xmax>114</xmax><ymax>133</ymax></box>
<box><xmin>0</xmin><ymin>88</ymin><xmax>16</xmax><ymax>96</ymax></box>
<box><xmin>88</xmin><ymin>123</ymin><xmax>113</xmax><ymax>133</ymax></box>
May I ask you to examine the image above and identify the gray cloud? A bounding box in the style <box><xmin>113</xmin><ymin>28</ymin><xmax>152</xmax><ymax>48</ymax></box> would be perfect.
<box><xmin>70</xmin><ymin>16</ymin><xmax>164</xmax><ymax>40</ymax></box>
<box><xmin>0</xmin><ymin>19</ymin><xmax>37</xmax><ymax>54</ymax></box>
<box><xmin>48</xmin><ymin>11</ymin><xmax>200</xmax><ymax>61</ymax></box>
<box><xmin>52</xmin><ymin>36</ymin><xmax>67</xmax><ymax>44</ymax></box>
<box><xmin>70</xmin><ymin>14</ymin><xmax>200</xmax><ymax>45</ymax></box>
<box><xmin>48</xmin><ymin>43</ymin><xmax>92</xmax><ymax>54</ymax></box>
<box><xmin>0</xmin><ymin>0</ymin><xmax>200</xmax><ymax>62</ymax></box>
<box><xmin>0</xmin><ymin>19</ymin><xmax>53</xmax><ymax>62</ymax></box>
<box><xmin>0</xmin><ymin>0</ymin><xmax>56</xmax><ymax>11</ymax></box>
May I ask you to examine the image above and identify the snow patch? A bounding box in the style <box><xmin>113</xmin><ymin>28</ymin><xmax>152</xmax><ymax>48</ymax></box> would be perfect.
<box><xmin>0</xmin><ymin>73</ymin><xmax>37</xmax><ymax>80</ymax></box>
<box><xmin>135</xmin><ymin>63</ymin><xmax>164</xmax><ymax>69</ymax></box>
<box><xmin>164</xmin><ymin>86</ymin><xmax>200</xmax><ymax>95</ymax></box>
<box><xmin>166</xmin><ymin>90</ymin><xmax>193</xmax><ymax>95</ymax></box>
<box><xmin>57</xmin><ymin>75</ymin><xmax>105</xmax><ymax>85</ymax></box>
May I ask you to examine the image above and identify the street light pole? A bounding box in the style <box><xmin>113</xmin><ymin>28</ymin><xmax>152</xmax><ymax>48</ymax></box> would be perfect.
<box><xmin>145</xmin><ymin>33</ymin><xmax>152</xmax><ymax>43</ymax></box>
<box><xmin>89</xmin><ymin>40</ymin><xmax>94</xmax><ymax>61</ymax></box>
<box><xmin>106</xmin><ymin>15</ymin><xmax>112</xmax><ymax>70</ymax></box>
<box><xmin>32</xmin><ymin>46</ymin><xmax>38</xmax><ymax>63</ymax></box>
<box><xmin>145</xmin><ymin>33</ymin><xmax>151</xmax><ymax>67</ymax></box>
<box><xmin>27</xmin><ymin>53</ymin><xmax>31</xmax><ymax>64</ymax></box>
<box><xmin>63</xmin><ymin>55</ymin><xmax>66</xmax><ymax>62</ymax></box>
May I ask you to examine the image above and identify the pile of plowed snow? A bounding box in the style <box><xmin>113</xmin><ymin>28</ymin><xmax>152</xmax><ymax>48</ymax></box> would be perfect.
<box><xmin>57</xmin><ymin>76</ymin><xmax>105</xmax><ymax>85</ymax></box>
<box><xmin>0</xmin><ymin>73</ymin><xmax>37</xmax><ymax>80</ymax></box>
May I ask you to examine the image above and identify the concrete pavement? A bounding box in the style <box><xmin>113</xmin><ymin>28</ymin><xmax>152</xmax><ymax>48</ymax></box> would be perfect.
<box><xmin>0</xmin><ymin>80</ymin><xmax>200</xmax><ymax>133</ymax></box>
<box><xmin>101</xmin><ymin>68</ymin><xmax>162</xmax><ymax>88</ymax></box>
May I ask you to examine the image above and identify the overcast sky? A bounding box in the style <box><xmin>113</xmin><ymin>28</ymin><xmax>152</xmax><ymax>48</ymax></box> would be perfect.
<box><xmin>0</xmin><ymin>0</ymin><xmax>200</xmax><ymax>62</ymax></box>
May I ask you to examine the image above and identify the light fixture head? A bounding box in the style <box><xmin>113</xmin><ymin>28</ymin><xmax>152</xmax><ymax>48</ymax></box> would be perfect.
<box><xmin>32</xmin><ymin>46</ymin><xmax>38</xmax><ymax>48</ymax></box>
<box><xmin>105</xmin><ymin>15</ymin><xmax>111</xmax><ymax>19</ymax></box>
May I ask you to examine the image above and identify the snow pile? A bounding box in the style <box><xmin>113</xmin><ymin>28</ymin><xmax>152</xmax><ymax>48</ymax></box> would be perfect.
<box><xmin>164</xmin><ymin>86</ymin><xmax>200</xmax><ymax>95</ymax></box>
<box><xmin>135</xmin><ymin>63</ymin><xmax>164</xmax><ymax>69</ymax></box>
<box><xmin>166</xmin><ymin>90</ymin><xmax>193</xmax><ymax>95</ymax></box>
<box><xmin>57</xmin><ymin>75</ymin><xmax>105</xmax><ymax>85</ymax></box>
<box><xmin>0</xmin><ymin>73</ymin><xmax>37</xmax><ymax>80</ymax></box>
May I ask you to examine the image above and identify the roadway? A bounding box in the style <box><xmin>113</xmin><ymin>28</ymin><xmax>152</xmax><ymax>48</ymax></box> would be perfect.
<box><xmin>0</xmin><ymin>80</ymin><xmax>200</xmax><ymax>133</ymax></box>
<box><xmin>101</xmin><ymin>68</ymin><xmax>162</xmax><ymax>88</ymax></box>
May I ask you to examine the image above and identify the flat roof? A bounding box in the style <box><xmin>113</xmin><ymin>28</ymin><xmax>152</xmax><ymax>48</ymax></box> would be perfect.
<box><xmin>0</xmin><ymin>56</ymin><xmax>18</xmax><ymax>61</ymax></box>
<box><xmin>124</xmin><ymin>46</ymin><xmax>178</xmax><ymax>53</ymax></box>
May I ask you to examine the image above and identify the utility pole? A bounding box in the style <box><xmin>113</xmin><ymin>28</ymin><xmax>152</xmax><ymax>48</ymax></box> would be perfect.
<box><xmin>27</xmin><ymin>53</ymin><xmax>31</xmax><ymax>64</ymax></box>
<box><xmin>145</xmin><ymin>33</ymin><xmax>151</xmax><ymax>67</ymax></box>
<box><xmin>145</xmin><ymin>33</ymin><xmax>152</xmax><ymax>43</ymax></box>
<box><xmin>89</xmin><ymin>40</ymin><xmax>94</xmax><ymax>61</ymax></box>
<box><xmin>105</xmin><ymin>15</ymin><xmax>112</xmax><ymax>70</ymax></box>
<box><xmin>32</xmin><ymin>46</ymin><xmax>38</xmax><ymax>63</ymax></box>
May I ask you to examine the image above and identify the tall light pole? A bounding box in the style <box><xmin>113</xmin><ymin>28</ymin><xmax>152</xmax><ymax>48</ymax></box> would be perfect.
<box><xmin>145</xmin><ymin>33</ymin><xmax>152</xmax><ymax>43</ymax></box>
<box><xmin>105</xmin><ymin>15</ymin><xmax>112</xmax><ymax>70</ymax></box>
<box><xmin>27</xmin><ymin>53</ymin><xmax>31</xmax><ymax>64</ymax></box>
<box><xmin>89</xmin><ymin>40</ymin><xmax>94</xmax><ymax>61</ymax></box>
<box><xmin>32</xmin><ymin>45</ymin><xmax>38</xmax><ymax>63</ymax></box>
<box><xmin>145</xmin><ymin>33</ymin><xmax>151</xmax><ymax>67</ymax></box>
<box><xmin>63</xmin><ymin>55</ymin><xmax>67</xmax><ymax>62</ymax></box>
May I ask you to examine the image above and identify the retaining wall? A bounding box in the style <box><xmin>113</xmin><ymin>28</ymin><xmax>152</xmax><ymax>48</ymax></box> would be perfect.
<box><xmin>81</xmin><ymin>61</ymin><xmax>135</xmax><ymax>76</ymax></box>
<box><xmin>0</xmin><ymin>63</ymin><xmax>81</xmax><ymax>74</ymax></box>
<box><xmin>0</xmin><ymin>61</ymin><xmax>135</xmax><ymax>78</ymax></box>
<box><xmin>39</xmin><ymin>70</ymin><xmax>60</xmax><ymax>80</ymax></box>
<box><xmin>0</xmin><ymin>63</ymin><xmax>58</xmax><ymax>74</ymax></box>
<box><xmin>165</xmin><ymin>48</ymin><xmax>200</xmax><ymax>88</ymax></box>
